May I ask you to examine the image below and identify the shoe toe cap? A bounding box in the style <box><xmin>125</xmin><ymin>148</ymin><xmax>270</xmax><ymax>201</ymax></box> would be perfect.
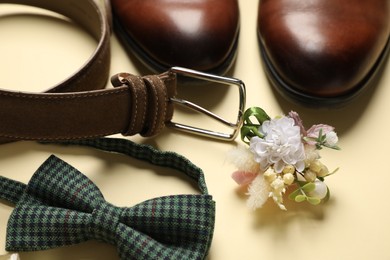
<box><xmin>259</xmin><ymin>0</ymin><xmax>390</xmax><ymax>98</ymax></box>
<box><xmin>112</xmin><ymin>0</ymin><xmax>240</xmax><ymax>72</ymax></box>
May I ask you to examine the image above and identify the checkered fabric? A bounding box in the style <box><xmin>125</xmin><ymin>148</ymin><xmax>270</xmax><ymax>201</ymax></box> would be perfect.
<box><xmin>0</xmin><ymin>138</ymin><xmax>215</xmax><ymax>260</ymax></box>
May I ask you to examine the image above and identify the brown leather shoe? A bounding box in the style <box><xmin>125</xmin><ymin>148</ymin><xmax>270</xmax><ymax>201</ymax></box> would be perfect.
<box><xmin>258</xmin><ymin>0</ymin><xmax>390</xmax><ymax>106</ymax></box>
<box><xmin>110</xmin><ymin>0</ymin><xmax>240</xmax><ymax>76</ymax></box>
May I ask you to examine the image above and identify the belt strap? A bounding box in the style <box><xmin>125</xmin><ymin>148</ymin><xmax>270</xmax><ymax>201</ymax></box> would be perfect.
<box><xmin>0</xmin><ymin>0</ymin><xmax>177</xmax><ymax>142</ymax></box>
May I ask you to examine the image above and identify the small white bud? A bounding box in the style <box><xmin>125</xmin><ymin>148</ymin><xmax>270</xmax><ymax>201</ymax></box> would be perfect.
<box><xmin>308</xmin><ymin>180</ymin><xmax>328</xmax><ymax>199</ymax></box>
<box><xmin>309</xmin><ymin>160</ymin><xmax>323</xmax><ymax>173</ymax></box>
<box><xmin>283</xmin><ymin>165</ymin><xmax>295</xmax><ymax>174</ymax></box>
<box><xmin>325</xmin><ymin>131</ymin><xmax>338</xmax><ymax>146</ymax></box>
<box><xmin>271</xmin><ymin>177</ymin><xmax>285</xmax><ymax>191</ymax></box>
<box><xmin>317</xmin><ymin>165</ymin><xmax>329</xmax><ymax>177</ymax></box>
<box><xmin>283</xmin><ymin>173</ymin><xmax>295</xmax><ymax>185</ymax></box>
<box><xmin>304</xmin><ymin>170</ymin><xmax>317</xmax><ymax>182</ymax></box>
<box><xmin>264</xmin><ymin>167</ymin><xmax>277</xmax><ymax>182</ymax></box>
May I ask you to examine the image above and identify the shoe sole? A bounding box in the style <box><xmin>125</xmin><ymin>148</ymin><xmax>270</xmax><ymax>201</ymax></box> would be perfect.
<box><xmin>113</xmin><ymin>14</ymin><xmax>239</xmax><ymax>77</ymax></box>
<box><xmin>259</xmin><ymin>33</ymin><xmax>390</xmax><ymax>108</ymax></box>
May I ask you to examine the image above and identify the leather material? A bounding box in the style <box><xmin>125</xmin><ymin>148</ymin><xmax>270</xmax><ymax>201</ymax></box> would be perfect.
<box><xmin>110</xmin><ymin>0</ymin><xmax>240</xmax><ymax>75</ymax></box>
<box><xmin>0</xmin><ymin>0</ymin><xmax>111</xmax><ymax>93</ymax></box>
<box><xmin>0</xmin><ymin>0</ymin><xmax>177</xmax><ymax>142</ymax></box>
<box><xmin>258</xmin><ymin>0</ymin><xmax>390</xmax><ymax>103</ymax></box>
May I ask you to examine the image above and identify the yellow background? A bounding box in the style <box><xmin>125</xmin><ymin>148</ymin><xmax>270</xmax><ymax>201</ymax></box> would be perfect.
<box><xmin>1</xmin><ymin>1</ymin><xmax>389</xmax><ymax>259</ymax></box>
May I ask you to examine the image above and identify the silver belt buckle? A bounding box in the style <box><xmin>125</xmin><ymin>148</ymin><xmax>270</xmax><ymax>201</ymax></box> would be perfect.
<box><xmin>168</xmin><ymin>67</ymin><xmax>246</xmax><ymax>141</ymax></box>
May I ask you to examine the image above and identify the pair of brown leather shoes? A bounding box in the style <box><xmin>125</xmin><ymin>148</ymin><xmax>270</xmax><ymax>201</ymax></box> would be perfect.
<box><xmin>110</xmin><ymin>0</ymin><xmax>389</xmax><ymax>106</ymax></box>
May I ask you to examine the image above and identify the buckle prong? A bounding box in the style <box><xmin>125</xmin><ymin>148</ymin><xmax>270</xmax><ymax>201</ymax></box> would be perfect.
<box><xmin>168</xmin><ymin>67</ymin><xmax>246</xmax><ymax>141</ymax></box>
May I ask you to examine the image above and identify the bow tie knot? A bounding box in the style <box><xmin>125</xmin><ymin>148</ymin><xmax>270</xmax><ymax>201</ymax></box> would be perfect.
<box><xmin>89</xmin><ymin>202</ymin><xmax>123</xmax><ymax>244</ymax></box>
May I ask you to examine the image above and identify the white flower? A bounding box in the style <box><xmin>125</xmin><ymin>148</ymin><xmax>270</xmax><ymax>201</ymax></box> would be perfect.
<box><xmin>232</xmin><ymin>108</ymin><xmax>339</xmax><ymax>210</ymax></box>
<box><xmin>325</xmin><ymin>131</ymin><xmax>338</xmax><ymax>147</ymax></box>
<box><xmin>249</xmin><ymin>116</ymin><xmax>305</xmax><ymax>173</ymax></box>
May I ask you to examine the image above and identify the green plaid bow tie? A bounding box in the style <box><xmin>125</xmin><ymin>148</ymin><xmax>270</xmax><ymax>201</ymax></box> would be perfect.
<box><xmin>0</xmin><ymin>138</ymin><xmax>215</xmax><ymax>260</ymax></box>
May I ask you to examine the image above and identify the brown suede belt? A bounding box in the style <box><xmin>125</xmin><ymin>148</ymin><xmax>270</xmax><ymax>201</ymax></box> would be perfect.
<box><xmin>0</xmin><ymin>0</ymin><xmax>245</xmax><ymax>142</ymax></box>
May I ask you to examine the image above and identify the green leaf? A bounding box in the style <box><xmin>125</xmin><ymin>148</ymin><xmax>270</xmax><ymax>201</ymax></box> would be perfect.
<box><xmin>302</xmin><ymin>182</ymin><xmax>315</xmax><ymax>192</ymax></box>
<box><xmin>240</xmin><ymin>107</ymin><xmax>271</xmax><ymax>143</ymax></box>
<box><xmin>240</xmin><ymin>126</ymin><xmax>257</xmax><ymax>144</ymax></box>
<box><xmin>242</xmin><ymin>107</ymin><xmax>270</xmax><ymax>125</ymax></box>
<box><xmin>288</xmin><ymin>188</ymin><xmax>302</xmax><ymax>200</ymax></box>
<box><xmin>329</xmin><ymin>167</ymin><xmax>339</xmax><ymax>175</ymax></box>
<box><xmin>326</xmin><ymin>144</ymin><xmax>341</xmax><ymax>150</ymax></box>
<box><xmin>307</xmin><ymin>197</ymin><xmax>321</xmax><ymax>205</ymax></box>
<box><xmin>317</xmin><ymin>129</ymin><xmax>326</xmax><ymax>142</ymax></box>
<box><xmin>295</xmin><ymin>195</ymin><xmax>307</xmax><ymax>203</ymax></box>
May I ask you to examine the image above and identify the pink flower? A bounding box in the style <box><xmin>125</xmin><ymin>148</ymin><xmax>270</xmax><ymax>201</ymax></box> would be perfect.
<box><xmin>231</xmin><ymin>171</ymin><xmax>257</xmax><ymax>186</ymax></box>
<box><xmin>306</xmin><ymin>124</ymin><xmax>335</xmax><ymax>145</ymax></box>
<box><xmin>288</xmin><ymin>111</ymin><xmax>306</xmax><ymax>136</ymax></box>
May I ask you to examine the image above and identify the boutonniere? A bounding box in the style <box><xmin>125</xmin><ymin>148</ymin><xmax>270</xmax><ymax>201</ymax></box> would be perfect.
<box><xmin>229</xmin><ymin>107</ymin><xmax>340</xmax><ymax>211</ymax></box>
